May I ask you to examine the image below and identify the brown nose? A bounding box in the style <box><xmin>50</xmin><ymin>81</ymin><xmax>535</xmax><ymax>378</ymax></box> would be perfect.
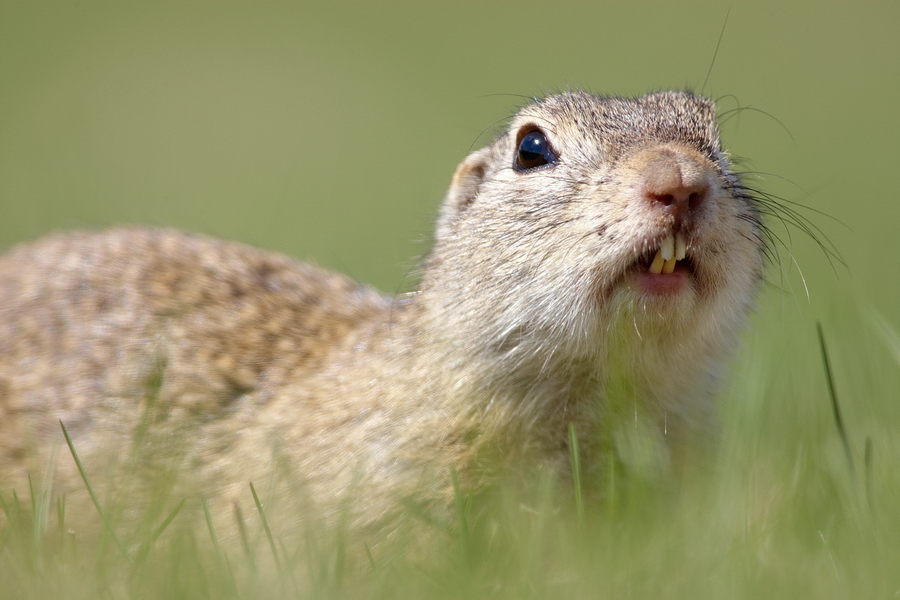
<box><xmin>640</xmin><ymin>147</ymin><xmax>710</xmax><ymax>226</ymax></box>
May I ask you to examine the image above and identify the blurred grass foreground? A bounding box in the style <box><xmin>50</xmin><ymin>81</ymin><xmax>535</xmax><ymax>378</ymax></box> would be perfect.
<box><xmin>1</xmin><ymin>308</ymin><xmax>899</xmax><ymax>599</ymax></box>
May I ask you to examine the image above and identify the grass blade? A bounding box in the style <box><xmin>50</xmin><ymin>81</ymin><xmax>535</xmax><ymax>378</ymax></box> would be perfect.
<box><xmin>250</xmin><ymin>481</ymin><xmax>282</xmax><ymax>573</ymax></box>
<box><xmin>568</xmin><ymin>422</ymin><xmax>585</xmax><ymax>522</ymax></box>
<box><xmin>132</xmin><ymin>498</ymin><xmax>186</xmax><ymax>569</ymax></box>
<box><xmin>816</xmin><ymin>322</ymin><xmax>855</xmax><ymax>475</ymax></box>
<box><xmin>864</xmin><ymin>436</ymin><xmax>874</xmax><ymax>513</ymax></box>
<box><xmin>56</xmin><ymin>495</ymin><xmax>66</xmax><ymax>540</ymax></box>
<box><xmin>202</xmin><ymin>498</ymin><xmax>221</xmax><ymax>556</ymax></box>
<box><xmin>59</xmin><ymin>420</ymin><xmax>134</xmax><ymax>566</ymax></box>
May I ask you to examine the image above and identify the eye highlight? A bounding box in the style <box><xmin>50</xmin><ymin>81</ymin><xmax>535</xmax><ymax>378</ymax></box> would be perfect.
<box><xmin>515</xmin><ymin>128</ymin><xmax>557</xmax><ymax>171</ymax></box>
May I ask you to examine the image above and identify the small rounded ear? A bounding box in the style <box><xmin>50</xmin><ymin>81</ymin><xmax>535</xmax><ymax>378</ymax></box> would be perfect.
<box><xmin>443</xmin><ymin>148</ymin><xmax>491</xmax><ymax>216</ymax></box>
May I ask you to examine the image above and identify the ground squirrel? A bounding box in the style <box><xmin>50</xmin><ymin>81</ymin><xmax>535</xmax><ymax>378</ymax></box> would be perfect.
<box><xmin>0</xmin><ymin>91</ymin><xmax>765</xmax><ymax>535</ymax></box>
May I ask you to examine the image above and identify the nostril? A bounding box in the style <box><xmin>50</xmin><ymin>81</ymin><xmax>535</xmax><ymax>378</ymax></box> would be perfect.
<box><xmin>637</xmin><ymin>147</ymin><xmax>712</xmax><ymax>218</ymax></box>
<box><xmin>649</xmin><ymin>193</ymin><xmax>676</xmax><ymax>206</ymax></box>
<box><xmin>645</xmin><ymin>187</ymin><xmax>705</xmax><ymax>213</ymax></box>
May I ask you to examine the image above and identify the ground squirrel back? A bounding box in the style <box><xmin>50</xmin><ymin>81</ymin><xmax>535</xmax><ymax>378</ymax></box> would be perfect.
<box><xmin>0</xmin><ymin>90</ymin><xmax>765</xmax><ymax>535</ymax></box>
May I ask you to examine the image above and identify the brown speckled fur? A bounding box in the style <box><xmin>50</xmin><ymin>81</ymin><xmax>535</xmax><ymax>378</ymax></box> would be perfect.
<box><xmin>0</xmin><ymin>91</ymin><xmax>766</xmax><ymax>538</ymax></box>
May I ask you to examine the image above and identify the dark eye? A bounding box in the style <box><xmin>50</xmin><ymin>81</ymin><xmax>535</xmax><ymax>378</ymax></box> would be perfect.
<box><xmin>515</xmin><ymin>129</ymin><xmax>557</xmax><ymax>171</ymax></box>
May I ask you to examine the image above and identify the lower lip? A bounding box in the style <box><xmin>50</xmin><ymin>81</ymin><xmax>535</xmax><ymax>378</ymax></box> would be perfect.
<box><xmin>635</xmin><ymin>264</ymin><xmax>690</xmax><ymax>295</ymax></box>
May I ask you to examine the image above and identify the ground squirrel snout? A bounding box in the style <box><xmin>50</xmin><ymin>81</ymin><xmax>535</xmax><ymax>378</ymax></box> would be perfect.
<box><xmin>0</xmin><ymin>90</ymin><xmax>766</xmax><ymax>533</ymax></box>
<box><xmin>641</xmin><ymin>146</ymin><xmax>709</xmax><ymax>214</ymax></box>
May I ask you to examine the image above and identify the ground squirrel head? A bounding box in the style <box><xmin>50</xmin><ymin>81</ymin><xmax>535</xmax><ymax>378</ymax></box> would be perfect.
<box><xmin>424</xmin><ymin>91</ymin><xmax>764</xmax><ymax>375</ymax></box>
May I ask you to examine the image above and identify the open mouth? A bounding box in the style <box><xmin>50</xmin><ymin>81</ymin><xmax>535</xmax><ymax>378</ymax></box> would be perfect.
<box><xmin>647</xmin><ymin>231</ymin><xmax>687</xmax><ymax>274</ymax></box>
<box><xmin>629</xmin><ymin>231</ymin><xmax>696</xmax><ymax>295</ymax></box>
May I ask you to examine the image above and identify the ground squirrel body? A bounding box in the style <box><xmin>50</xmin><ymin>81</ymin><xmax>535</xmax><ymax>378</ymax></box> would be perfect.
<box><xmin>0</xmin><ymin>91</ymin><xmax>765</xmax><ymax>533</ymax></box>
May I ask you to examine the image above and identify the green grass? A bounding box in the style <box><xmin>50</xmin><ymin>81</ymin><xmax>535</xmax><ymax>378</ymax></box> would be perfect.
<box><xmin>1</xmin><ymin>308</ymin><xmax>898</xmax><ymax>599</ymax></box>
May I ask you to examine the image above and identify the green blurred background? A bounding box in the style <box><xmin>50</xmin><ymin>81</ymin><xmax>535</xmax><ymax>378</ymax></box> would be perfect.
<box><xmin>1</xmin><ymin>0</ymin><xmax>897</xmax><ymax>315</ymax></box>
